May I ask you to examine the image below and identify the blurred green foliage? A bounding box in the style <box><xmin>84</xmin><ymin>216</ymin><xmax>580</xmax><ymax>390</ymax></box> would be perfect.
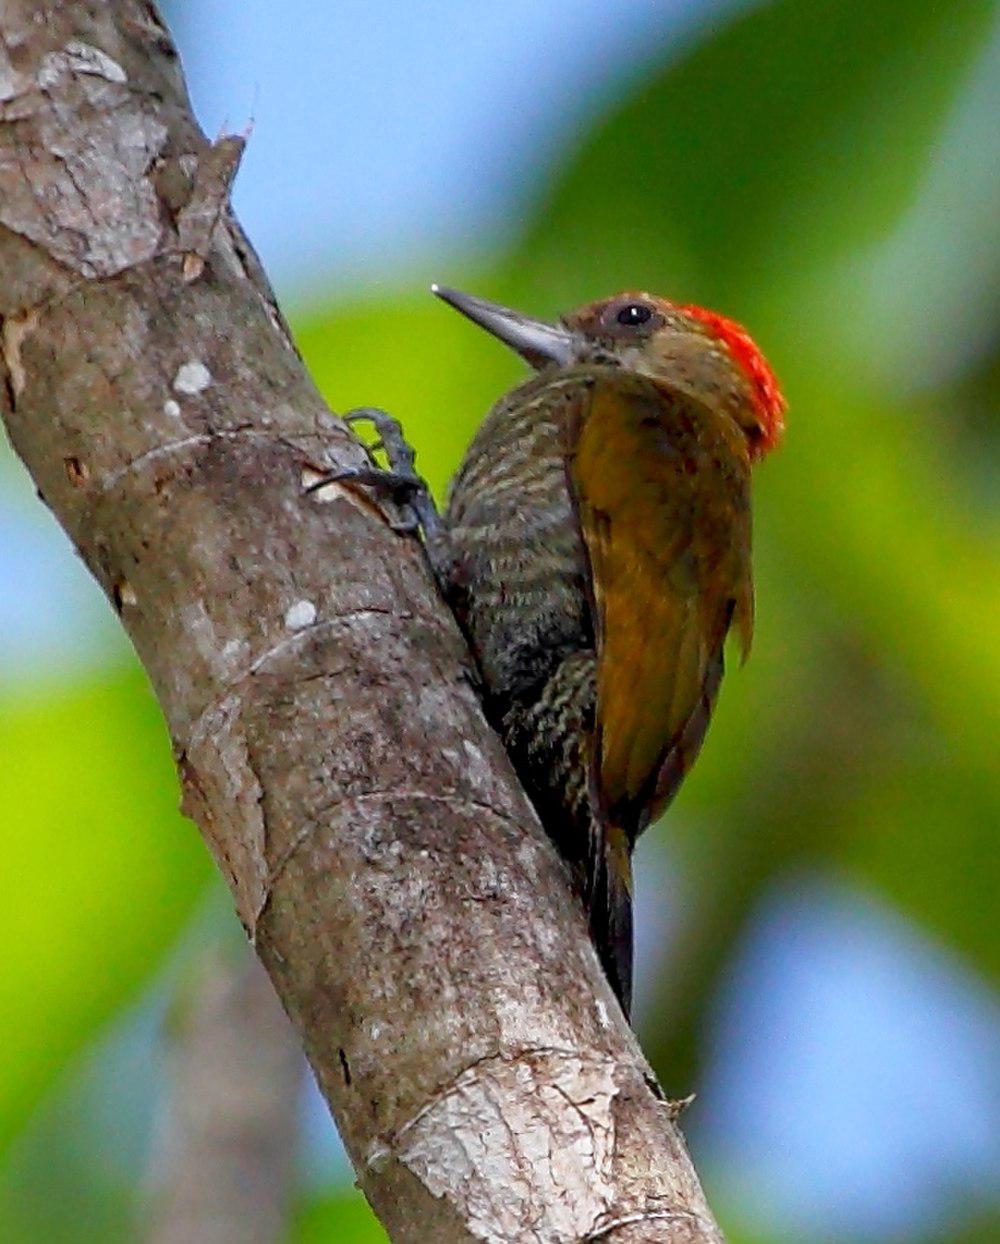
<box><xmin>1</xmin><ymin>0</ymin><xmax>997</xmax><ymax>1240</ymax></box>
<box><xmin>0</xmin><ymin>672</ymin><xmax>211</xmax><ymax>1150</ymax></box>
<box><xmin>296</xmin><ymin>1192</ymin><xmax>388</xmax><ymax>1242</ymax></box>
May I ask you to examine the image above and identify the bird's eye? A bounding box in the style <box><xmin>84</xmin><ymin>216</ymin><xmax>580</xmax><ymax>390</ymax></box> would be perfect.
<box><xmin>616</xmin><ymin>303</ymin><xmax>652</xmax><ymax>327</ymax></box>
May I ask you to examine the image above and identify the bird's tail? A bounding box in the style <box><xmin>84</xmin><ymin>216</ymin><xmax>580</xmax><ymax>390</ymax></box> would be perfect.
<box><xmin>589</xmin><ymin>822</ymin><xmax>634</xmax><ymax>1019</ymax></box>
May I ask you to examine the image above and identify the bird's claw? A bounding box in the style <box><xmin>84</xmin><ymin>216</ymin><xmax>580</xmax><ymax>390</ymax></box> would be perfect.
<box><xmin>306</xmin><ymin>463</ymin><xmax>421</xmax><ymax>503</ymax></box>
<box><xmin>304</xmin><ymin>464</ymin><xmax>422</xmax><ymax>531</ymax></box>
<box><xmin>308</xmin><ymin>407</ymin><xmax>449</xmax><ymax>558</ymax></box>
<box><xmin>343</xmin><ymin>407</ymin><xmax>419</xmax><ymax>479</ymax></box>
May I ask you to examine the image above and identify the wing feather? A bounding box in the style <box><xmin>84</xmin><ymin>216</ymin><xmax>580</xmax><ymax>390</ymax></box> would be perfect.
<box><xmin>570</xmin><ymin>375</ymin><xmax>753</xmax><ymax>834</ymax></box>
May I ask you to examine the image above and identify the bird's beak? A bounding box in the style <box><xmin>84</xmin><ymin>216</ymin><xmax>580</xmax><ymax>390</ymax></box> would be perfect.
<box><xmin>431</xmin><ymin>284</ymin><xmax>577</xmax><ymax>369</ymax></box>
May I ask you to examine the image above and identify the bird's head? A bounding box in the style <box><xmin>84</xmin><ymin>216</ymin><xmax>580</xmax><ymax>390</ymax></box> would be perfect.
<box><xmin>433</xmin><ymin>285</ymin><xmax>786</xmax><ymax>459</ymax></box>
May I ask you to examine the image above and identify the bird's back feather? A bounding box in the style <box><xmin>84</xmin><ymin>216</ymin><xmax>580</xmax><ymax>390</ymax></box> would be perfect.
<box><xmin>570</xmin><ymin>374</ymin><xmax>753</xmax><ymax>834</ymax></box>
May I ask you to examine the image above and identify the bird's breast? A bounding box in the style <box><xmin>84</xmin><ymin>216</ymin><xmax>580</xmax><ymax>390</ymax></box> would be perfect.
<box><xmin>445</xmin><ymin>374</ymin><xmax>594</xmax><ymax>699</ymax></box>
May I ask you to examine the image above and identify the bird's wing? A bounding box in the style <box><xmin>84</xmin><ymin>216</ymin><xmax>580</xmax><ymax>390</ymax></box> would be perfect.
<box><xmin>570</xmin><ymin>374</ymin><xmax>754</xmax><ymax>834</ymax></box>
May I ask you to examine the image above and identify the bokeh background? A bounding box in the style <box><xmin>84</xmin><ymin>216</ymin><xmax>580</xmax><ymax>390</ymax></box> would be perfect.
<box><xmin>2</xmin><ymin>0</ymin><xmax>998</xmax><ymax>1240</ymax></box>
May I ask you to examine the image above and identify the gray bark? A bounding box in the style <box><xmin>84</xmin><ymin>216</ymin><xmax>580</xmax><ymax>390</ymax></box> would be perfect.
<box><xmin>146</xmin><ymin>951</ymin><xmax>301</xmax><ymax>1244</ymax></box>
<box><xmin>0</xmin><ymin>3</ymin><xmax>724</xmax><ymax>1240</ymax></box>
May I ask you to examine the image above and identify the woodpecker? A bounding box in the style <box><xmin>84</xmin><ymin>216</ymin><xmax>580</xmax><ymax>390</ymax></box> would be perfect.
<box><xmin>328</xmin><ymin>286</ymin><xmax>785</xmax><ymax>1018</ymax></box>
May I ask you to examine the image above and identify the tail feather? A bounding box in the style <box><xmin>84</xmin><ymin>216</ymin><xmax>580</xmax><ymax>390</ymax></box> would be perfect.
<box><xmin>589</xmin><ymin>823</ymin><xmax>634</xmax><ymax>1018</ymax></box>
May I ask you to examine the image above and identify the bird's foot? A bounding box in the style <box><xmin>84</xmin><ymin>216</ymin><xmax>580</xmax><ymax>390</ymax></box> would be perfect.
<box><xmin>307</xmin><ymin>407</ymin><xmax>452</xmax><ymax>578</ymax></box>
<box><xmin>346</xmin><ymin>406</ymin><xmax>420</xmax><ymax>480</ymax></box>
<box><xmin>306</xmin><ymin>463</ymin><xmax>424</xmax><ymax>534</ymax></box>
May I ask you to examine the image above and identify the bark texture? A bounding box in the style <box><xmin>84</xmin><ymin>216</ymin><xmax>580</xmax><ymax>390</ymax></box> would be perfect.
<box><xmin>146</xmin><ymin>951</ymin><xmax>301</xmax><ymax>1244</ymax></box>
<box><xmin>0</xmin><ymin>4</ymin><xmax>724</xmax><ymax>1240</ymax></box>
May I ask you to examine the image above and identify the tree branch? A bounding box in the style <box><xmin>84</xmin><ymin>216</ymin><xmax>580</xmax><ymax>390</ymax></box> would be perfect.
<box><xmin>0</xmin><ymin>4</ymin><xmax>724</xmax><ymax>1240</ymax></box>
<box><xmin>146</xmin><ymin>949</ymin><xmax>301</xmax><ymax>1244</ymax></box>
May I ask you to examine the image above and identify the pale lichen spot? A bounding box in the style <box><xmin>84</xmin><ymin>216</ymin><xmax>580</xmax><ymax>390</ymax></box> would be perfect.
<box><xmin>172</xmin><ymin>360</ymin><xmax>213</xmax><ymax>396</ymax></box>
<box><xmin>180</xmin><ymin>600</ymin><xmax>219</xmax><ymax>663</ymax></box>
<box><xmin>37</xmin><ymin>42</ymin><xmax>127</xmax><ymax>89</ymax></box>
<box><xmin>284</xmin><ymin>599</ymin><xmax>317</xmax><ymax>630</ymax></box>
<box><xmin>162</xmin><ymin>398</ymin><xmax>182</xmax><ymax>418</ymax></box>
<box><xmin>460</xmin><ymin>738</ymin><xmax>493</xmax><ymax>786</ymax></box>
<box><xmin>365</xmin><ymin>1140</ymin><xmax>390</xmax><ymax>1172</ymax></box>
<box><xmin>516</xmin><ymin>839</ymin><xmax>538</xmax><ymax>872</ymax></box>
<box><xmin>220</xmin><ymin>637</ymin><xmax>248</xmax><ymax>671</ymax></box>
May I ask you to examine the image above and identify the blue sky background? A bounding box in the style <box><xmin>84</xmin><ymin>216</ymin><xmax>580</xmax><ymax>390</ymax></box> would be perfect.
<box><xmin>2</xmin><ymin>2</ymin><xmax>998</xmax><ymax>1239</ymax></box>
<box><xmin>170</xmin><ymin>0</ymin><xmax>742</xmax><ymax>296</ymax></box>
